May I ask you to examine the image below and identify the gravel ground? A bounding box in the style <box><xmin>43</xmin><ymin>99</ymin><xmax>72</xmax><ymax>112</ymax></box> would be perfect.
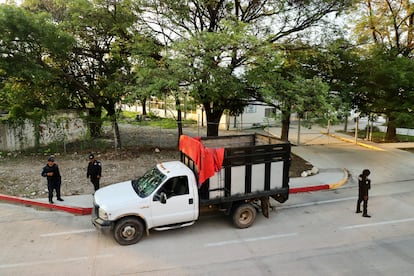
<box><xmin>0</xmin><ymin>124</ymin><xmax>312</xmax><ymax>199</ymax></box>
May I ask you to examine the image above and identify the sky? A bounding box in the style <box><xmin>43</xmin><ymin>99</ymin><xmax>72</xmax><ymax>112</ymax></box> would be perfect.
<box><xmin>0</xmin><ymin>0</ymin><xmax>22</xmax><ymax>4</ymax></box>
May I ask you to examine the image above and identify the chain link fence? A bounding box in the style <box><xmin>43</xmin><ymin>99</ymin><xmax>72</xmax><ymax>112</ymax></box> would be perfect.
<box><xmin>59</xmin><ymin>119</ymin><xmax>265</xmax><ymax>154</ymax></box>
<box><xmin>0</xmin><ymin>116</ymin><xmax>273</xmax><ymax>155</ymax></box>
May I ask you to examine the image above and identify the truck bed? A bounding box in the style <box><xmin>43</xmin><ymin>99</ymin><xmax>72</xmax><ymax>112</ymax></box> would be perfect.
<box><xmin>180</xmin><ymin>133</ymin><xmax>291</xmax><ymax>205</ymax></box>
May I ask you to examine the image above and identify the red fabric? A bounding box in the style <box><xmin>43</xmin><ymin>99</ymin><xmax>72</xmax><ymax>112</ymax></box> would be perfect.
<box><xmin>179</xmin><ymin>135</ymin><xmax>224</xmax><ymax>186</ymax></box>
<box><xmin>179</xmin><ymin>135</ymin><xmax>202</xmax><ymax>166</ymax></box>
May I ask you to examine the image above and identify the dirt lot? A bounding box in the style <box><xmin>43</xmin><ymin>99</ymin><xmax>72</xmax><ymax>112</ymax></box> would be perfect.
<box><xmin>0</xmin><ymin>125</ymin><xmax>312</xmax><ymax>199</ymax></box>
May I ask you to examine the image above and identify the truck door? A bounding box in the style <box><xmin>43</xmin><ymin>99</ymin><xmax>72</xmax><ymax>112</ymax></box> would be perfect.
<box><xmin>150</xmin><ymin>176</ymin><xmax>196</xmax><ymax>227</ymax></box>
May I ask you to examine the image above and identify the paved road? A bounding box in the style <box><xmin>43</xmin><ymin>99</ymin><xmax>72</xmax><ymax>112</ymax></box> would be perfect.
<box><xmin>1</xmin><ymin>179</ymin><xmax>413</xmax><ymax>275</ymax></box>
<box><xmin>1</xmin><ymin>126</ymin><xmax>414</xmax><ymax>275</ymax></box>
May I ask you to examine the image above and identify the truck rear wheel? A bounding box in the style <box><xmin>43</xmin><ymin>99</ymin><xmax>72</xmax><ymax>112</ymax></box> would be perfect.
<box><xmin>113</xmin><ymin>217</ymin><xmax>144</xmax><ymax>246</ymax></box>
<box><xmin>232</xmin><ymin>203</ymin><xmax>256</xmax><ymax>229</ymax></box>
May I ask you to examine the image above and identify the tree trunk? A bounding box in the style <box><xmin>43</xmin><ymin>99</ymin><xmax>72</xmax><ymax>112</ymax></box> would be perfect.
<box><xmin>88</xmin><ymin>107</ymin><xmax>102</xmax><ymax>138</ymax></box>
<box><xmin>112</xmin><ymin>119</ymin><xmax>122</xmax><ymax>149</ymax></box>
<box><xmin>344</xmin><ymin>115</ymin><xmax>348</xmax><ymax>132</ymax></box>
<box><xmin>204</xmin><ymin>103</ymin><xmax>223</xmax><ymax>137</ymax></box>
<box><xmin>106</xmin><ymin>103</ymin><xmax>122</xmax><ymax>148</ymax></box>
<box><xmin>141</xmin><ymin>97</ymin><xmax>147</xmax><ymax>116</ymax></box>
<box><xmin>385</xmin><ymin>113</ymin><xmax>397</xmax><ymax>142</ymax></box>
<box><xmin>280</xmin><ymin>108</ymin><xmax>291</xmax><ymax>142</ymax></box>
<box><xmin>176</xmin><ymin>97</ymin><xmax>183</xmax><ymax>146</ymax></box>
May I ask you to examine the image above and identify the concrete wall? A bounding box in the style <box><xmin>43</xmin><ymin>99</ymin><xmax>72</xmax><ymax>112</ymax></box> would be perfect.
<box><xmin>0</xmin><ymin>120</ymin><xmax>36</xmax><ymax>151</ymax></box>
<box><xmin>0</xmin><ymin>112</ymin><xmax>87</xmax><ymax>152</ymax></box>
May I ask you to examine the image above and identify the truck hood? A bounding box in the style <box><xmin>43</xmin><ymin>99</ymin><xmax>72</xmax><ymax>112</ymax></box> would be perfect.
<box><xmin>94</xmin><ymin>180</ymin><xmax>144</xmax><ymax>210</ymax></box>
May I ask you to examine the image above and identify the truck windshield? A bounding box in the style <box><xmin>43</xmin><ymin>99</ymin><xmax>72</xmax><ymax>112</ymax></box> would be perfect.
<box><xmin>131</xmin><ymin>167</ymin><xmax>166</xmax><ymax>197</ymax></box>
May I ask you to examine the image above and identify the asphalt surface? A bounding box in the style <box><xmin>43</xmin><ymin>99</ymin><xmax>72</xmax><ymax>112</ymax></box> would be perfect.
<box><xmin>1</xmin><ymin>122</ymin><xmax>413</xmax><ymax>215</ymax></box>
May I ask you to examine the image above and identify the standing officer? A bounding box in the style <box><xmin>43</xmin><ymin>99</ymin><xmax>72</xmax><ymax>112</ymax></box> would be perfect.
<box><xmin>87</xmin><ymin>153</ymin><xmax>102</xmax><ymax>192</ymax></box>
<box><xmin>356</xmin><ymin>169</ymin><xmax>371</xmax><ymax>217</ymax></box>
<box><xmin>41</xmin><ymin>157</ymin><xmax>64</xmax><ymax>204</ymax></box>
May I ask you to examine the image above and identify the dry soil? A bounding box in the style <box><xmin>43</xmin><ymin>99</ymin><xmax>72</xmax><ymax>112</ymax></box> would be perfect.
<box><xmin>0</xmin><ymin>125</ymin><xmax>312</xmax><ymax>199</ymax></box>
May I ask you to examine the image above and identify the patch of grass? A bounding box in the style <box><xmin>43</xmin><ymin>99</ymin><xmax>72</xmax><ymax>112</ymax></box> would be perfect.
<box><xmin>131</xmin><ymin>117</ymin><xmax>196</xmax><ymax>129</ymax></box>
<box><xmin>143</xmin><ymin>118</ymin><xmax>179</xmax><ymax>129</ymax></box>
<box><xmin>338</xmin><ymin>130</ymin><xmax>414</xmax><ymax>143</ymax></box>
<box><xmin>117</xmin><ymin>111</ymin><xmax>196</xmax><ymax>129</ymax></box>
<box><xmin>120</xmin><ymin>110</ymin><xmax>139</xmax><ymax>120</ymax></box>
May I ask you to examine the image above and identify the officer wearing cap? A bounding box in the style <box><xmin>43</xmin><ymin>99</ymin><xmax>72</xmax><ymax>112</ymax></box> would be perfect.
<box><xmin>87</xmin><ymin>154</ymin><xmax>102</xmax><ymax>191</ymax></box>
<box><xmin>41</xmin><ymin>156</ymin><xmax>64</xmax><ymax>204</ymax></box>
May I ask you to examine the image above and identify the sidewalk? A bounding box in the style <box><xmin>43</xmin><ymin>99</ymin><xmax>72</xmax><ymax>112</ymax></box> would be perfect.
<box><xmin>0</xmin><ymin>193</ymin><xmax>93</xmax><ymax>215</ymax></box>
<box><xmin>289</xmin><ymin>168</ymin><xmax>349</xmax><ymax>193</ymax></box>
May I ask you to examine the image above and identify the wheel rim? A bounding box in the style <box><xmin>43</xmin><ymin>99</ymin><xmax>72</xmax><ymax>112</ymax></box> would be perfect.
<box><xmin>239</xmin><ymin>210</ymin><xmax>253</xmax><ymax>225</ymax></box>
<box><xmin>121</xmin><ymin>225</ymin><xmax>136</xmax><ymax>240</ymax></box>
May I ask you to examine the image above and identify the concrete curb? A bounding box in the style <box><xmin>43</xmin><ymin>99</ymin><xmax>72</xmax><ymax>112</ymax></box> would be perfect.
<box><xmin>0</xmin><ymin>194</ymin><xmax>92</xmax><ymax>215</ymax></box>
<box><xmin>289</xmin><ymin>184</ymin><xmax>330</xmax><ymax>193</ymax></box>
<box><xmin>329</xmin><ymin>168</ymin><xmax>350</xmax><ymax>189</ymax></box>
<box><xmin>326</xmin><ymin>133</ymin><xmax>385</xmax><ymax>151</ymax></box>
<box><xmin>289</xmin><ymin>168</ymin><xmax>349</xmax><ymax>193</ymax></box>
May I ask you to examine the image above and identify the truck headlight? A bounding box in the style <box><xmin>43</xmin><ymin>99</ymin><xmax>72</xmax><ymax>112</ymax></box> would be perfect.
<box><xmin>98</xmin><ymin>207</ymin><xmax>109</xmax><ymax>220</ymax></box>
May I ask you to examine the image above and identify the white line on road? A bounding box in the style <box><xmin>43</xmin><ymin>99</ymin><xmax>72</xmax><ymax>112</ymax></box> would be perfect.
<box><xmin>340</xmin><ymin>217</ymin><xmax>414</xmax><ymax>230</ymax></box>
<box><xmin>0</xmin><ymin>254</ymin><xmax>113</xmax><ymax>269</ymax></box>
<box><xmin>205</xmin><ymin>233</ymin><xmax>298</xmax><ymax>247</ymax></box>
<box><xmin>40</xmin><ymin>229</ymin><xmax>95</xmax><ymax>237</ymax></box>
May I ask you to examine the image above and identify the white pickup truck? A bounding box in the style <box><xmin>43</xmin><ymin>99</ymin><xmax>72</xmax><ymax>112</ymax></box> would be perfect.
<box><xmin>92</xmin><ymin>133</ymin><xmax>291</xmax><ymax>245</ymax></box>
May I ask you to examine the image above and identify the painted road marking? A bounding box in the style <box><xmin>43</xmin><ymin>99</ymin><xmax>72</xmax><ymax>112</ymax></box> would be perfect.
<box><xmin>340</xmin><ymin>217</ymin><xmax>414</xmax><ymax>230</ymax></box>
<box><xmin>40</xmin><ymin>229</ymin><xmax>95</xmax><ymax>237</ymax></box>
<box><xmin>339</xmin><ymin>218</ymin><xmax>414</xmax><ymax>230</ymax></box>
<box><xmin>205</xmin><ymin>233</ymin><xmax>298</xmax><ymax>247</ymax></box>
<box><xmin>0</xmin><ymin>254</ymin><xmax>113</xmax><ymax>269</ymax></box>
<box><xmin>204</xmin><ymin>217</ymin><xmax>414</xmax><ymax>248</ymax></box>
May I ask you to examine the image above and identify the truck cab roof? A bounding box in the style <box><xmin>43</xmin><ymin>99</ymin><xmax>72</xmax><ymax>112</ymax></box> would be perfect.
<box><xmin>157</xmin><ymin>161</ymin><xmax>194</xmax><ymax>178</ymax></box>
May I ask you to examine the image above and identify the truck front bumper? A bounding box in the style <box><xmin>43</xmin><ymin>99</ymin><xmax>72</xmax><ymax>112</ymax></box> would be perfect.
<box><xmin>92</xmin><ymin>217</ymin><xmax>112</xmax><ymax>234</ymax></box>
<box><xmin>91</xmin><ymin>206</ymin><xmax>112</xmax><ymax>234</ymax></box>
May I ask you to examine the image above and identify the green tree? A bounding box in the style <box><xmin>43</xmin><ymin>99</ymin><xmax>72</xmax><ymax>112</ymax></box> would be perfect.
<box><xmin>354</xmin><ymin>47</ymin><xmax>414</xmax><ymax>141</ymax></box>
<box><xmin>139</xmin><ymin>0</ymin><xmax>351</xmax><ymax>136</ymax></box>
<box><xmin>352</xmin><ymin>0</ymin><xmax>414</xmax><ymax>140</ymax></box>
<box><xmin>0</xmin><ymin>4</ymin><xmax>74</xmax><ymax>116</ymax></box>
<box><xmin>246</xmin><ymin>45</ymin><xmax>332</xmax><ymax>141</ymax></box>
<box><xmin>53</xmin><ymin>0</ymin><xmax>140</xmax><ymax>146</ymax></box>
<box><xmin>168</xmin><ymin>23</ymin><xmax>253</xmax><ymax>136</ymax></box>
<box><xmin>300</xmin><ymin>39</ymin><xmax>362</xmax><ymax>131</ymax></box>
<box><xmin>124</xmin><ymin>35</ymin><xmax>171</xmax><ymax>117</ymax></box>
<box><xmin>2</xmin><ymin>0</ymin><xmax>158</xmax><ymax>148</ymax></box>
<box><xmin>354</xmin><ymin>0</ymin><xmax>414</xmax><ymax>56</ymax></box>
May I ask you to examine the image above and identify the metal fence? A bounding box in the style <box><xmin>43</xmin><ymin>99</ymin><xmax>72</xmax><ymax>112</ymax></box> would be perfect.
<box><xmin>0</xmin><ymin>115</ymin><xmax>281</xmax><ymax>155</ymax></box>
<box><xmin>40</xmin><ymin>119</ymin><xmax>267</xmax><ymax>155</ymax></box>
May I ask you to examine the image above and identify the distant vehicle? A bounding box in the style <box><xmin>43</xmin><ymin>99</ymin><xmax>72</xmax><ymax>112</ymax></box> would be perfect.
<box><xmin>92</xmin><ymin>133</ymin><xmax>291</xmax><ymax>245</ymax></box>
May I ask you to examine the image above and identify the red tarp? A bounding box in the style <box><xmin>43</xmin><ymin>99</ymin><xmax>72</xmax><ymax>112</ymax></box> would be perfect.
<box><xmin>179</xmin><ymin>135</ymin><xmax>224</xmax><ymax>186</ymax></box>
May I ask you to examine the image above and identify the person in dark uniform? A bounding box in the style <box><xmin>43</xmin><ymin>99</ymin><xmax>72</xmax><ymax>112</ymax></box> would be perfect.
<box><xmin>41</xmin><ymin>157</ymin><xmax>64</xmax><ymax>204</ymax></box>
<box><xmin>87</xmin><ymin>154</ymin><xmax>102</xmax><ymax>192</ymax></box>
<box><xmin>356</xmin><ymin>169</ymin><xmax>371</xmax><ymax>217</ymax></box>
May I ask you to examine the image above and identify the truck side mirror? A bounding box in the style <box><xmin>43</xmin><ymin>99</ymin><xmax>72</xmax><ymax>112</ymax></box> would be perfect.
<box><xmin>160</xmin><ymin>192</ymin><xmax>167</xmax><ymax>204</ymax></box>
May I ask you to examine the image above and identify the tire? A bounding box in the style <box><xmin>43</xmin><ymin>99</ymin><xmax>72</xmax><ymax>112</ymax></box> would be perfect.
<box><xmin>232</xmin><ymin>203</ymin><xmax>257</xmax><ymax>229</ymax></box>
<box><xmin>113</xmin><ymin>217</ymin><xmax>144</xmax><ymax>246</ymax></box>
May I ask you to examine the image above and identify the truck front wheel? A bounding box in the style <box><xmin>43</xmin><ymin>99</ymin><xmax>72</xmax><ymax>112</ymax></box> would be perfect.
<box><xmin>113</xmin><ymin>217</ymin><xmax>144</xmax><ymax>246</ymax></box>
<box><xmin>232</xmin><ymin>203</ymin><xmax>257</xmax><ymax>229</ymax></box>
